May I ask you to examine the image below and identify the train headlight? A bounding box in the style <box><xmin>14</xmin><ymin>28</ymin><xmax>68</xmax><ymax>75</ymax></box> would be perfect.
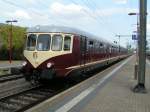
<box><xmin>47</xmin><ymin>62</ymin><xmax>52</xmax><ymax>68</ymax></box>
<box><xmin>22</xmin><ymin>61</ymin><xmax>27</xmax><ymax>66</ymax></box>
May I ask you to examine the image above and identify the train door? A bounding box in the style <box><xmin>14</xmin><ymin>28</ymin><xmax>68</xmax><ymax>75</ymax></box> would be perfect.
<box><xmin>80</xmin><ymin>36</ymin><xmax>87</xmax><ymax>67</ymax></box>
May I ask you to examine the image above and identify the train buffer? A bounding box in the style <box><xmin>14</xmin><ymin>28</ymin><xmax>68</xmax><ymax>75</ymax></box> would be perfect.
<box><xmin>26</xmin><ymin>55</ymin><xmax>150</xmax><ymax>112</ymax></box>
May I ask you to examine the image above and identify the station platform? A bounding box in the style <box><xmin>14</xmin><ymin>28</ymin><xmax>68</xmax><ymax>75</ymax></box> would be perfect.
<box><xmin>27</xmin><ymin>55</ymin><xmax>150</xmax><ymax>112</ymax></box>
<box><xmin>0</xmin><ymin>61</ymin><xmax>22</xmax><ymax>69</ymax></box>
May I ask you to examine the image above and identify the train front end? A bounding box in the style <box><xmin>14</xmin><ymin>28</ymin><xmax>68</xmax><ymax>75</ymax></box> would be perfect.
<box><xmin>22</xmin><ymin>26</ymin><xmax>74</xmax><ymax>83</ymax></box>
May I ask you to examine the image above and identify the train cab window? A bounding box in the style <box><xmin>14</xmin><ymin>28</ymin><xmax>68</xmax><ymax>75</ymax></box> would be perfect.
<box><xmin>64</xmin><ymin>36</ymin><xmax>71</xmax><ymax>51</ymax></box>
<box><xmin>26</xmin><ymin>34</ymin><xmax>37</xmax><ymax>51</ymax></box>
<box><xmin>52</xmin><ymin>35</ymin><xmax>63</xmax><ymax>51</ymax></box>
<box><xmin>37</xmin><ymin>34</ymin><xmax>51</xmax><ymax>51</ymax></box>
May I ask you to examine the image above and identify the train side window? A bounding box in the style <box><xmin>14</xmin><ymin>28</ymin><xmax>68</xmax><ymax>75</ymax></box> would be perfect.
<box><xmin>64</xmin><ymin>36</ymin><xmax>71</xmax><ymax>51</ymax></box>
<box><xmin>81</xmin><ymin>37</ymin><xmax>87</xmax><ymax>51</ymax></box>
<box><xmin>52</xmin><ymin>35</ymin><xmax>63</xmax><ymax>51</ymax></box>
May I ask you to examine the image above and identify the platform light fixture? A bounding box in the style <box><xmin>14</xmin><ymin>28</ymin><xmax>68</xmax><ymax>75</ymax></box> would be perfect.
<box><xmin>5</xmin><ymin>20</ymin><xmax>18</xmax><ymax>63</ymax></box>
<box><xmin>130</xmin><ymin>0</ymin><xmax>147</xmax><ymax>93</ymax></box>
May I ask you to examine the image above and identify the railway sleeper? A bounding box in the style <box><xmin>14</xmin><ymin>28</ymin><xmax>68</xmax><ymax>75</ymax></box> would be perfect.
<box><xmin>18</xmin><ymin>95</ymin><xmax>37</xmax><ymax>102</ymax></box>
<box><xmin>0</xmin><ymin>101</ymin><xmax>21</xmax><ymax>110</ymax></box>
<box><xmin>9</xmin><ymin>98</ymin><xmax>29</xmax><ymax>105</ymax></box>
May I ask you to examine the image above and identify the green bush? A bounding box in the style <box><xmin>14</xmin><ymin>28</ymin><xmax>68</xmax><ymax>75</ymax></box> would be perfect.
<box><xmin>0</xmin><ymin>24</ymin><xmax>26</xmax><ymax>60</ymax></box>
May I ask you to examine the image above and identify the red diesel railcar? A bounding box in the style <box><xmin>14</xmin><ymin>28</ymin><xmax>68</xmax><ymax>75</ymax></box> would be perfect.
<box><xmin>21</xmin><ymin>25</ymin><xmax>127</xmax><ymax>83</ymax></box>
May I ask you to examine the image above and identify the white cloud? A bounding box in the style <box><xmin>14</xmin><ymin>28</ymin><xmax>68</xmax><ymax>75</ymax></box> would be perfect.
<box><xmin>49</xmin><ymin>2</ymin><xmax>130</xmax><ymax>22</ymax></box>
<box><xmin>26</xmin><ymin>0</ymin><xmax>36</xmax><ymax>4</ymax></box>
<box><xmin>47</xmin><ymin>2</ymin><xmax>141</xmax><ymax>37</ymax></box>
<box><xmin>51</xmin><ymin>2</ymin><xmax>82</xmax><ymax>14</ymax></box>
<box><xmin>96</xmin><ymin>8</ymin><xmax>123</xmax><ymax>16</ymax></box>
<box><xmin>15</xmin><ymin>10</ymin><xmax>31</xmax><ymax>19</ymax></box>
<box><xmin>7</xmin><ymin>10</ymin><xmax>31</xmax><ymax>20</ymax></box>
<box><xmin>95</xmin><ymin>7</ymin><xmax>138</xmax><ymax>17</ymax></box>
<box><xmin>126</xmin><ymin>8</ymin><xmax>138</xmax><ymax>14</ymax></box>
<box><xmin>113</xmin><ymin>0</ymin><xmax>128</xmax><ymax>4</ymax></box>
<box><xmin>50</xmin><ymin>2</ymin><xmax>87</xmax><ymax>19</ymax></box>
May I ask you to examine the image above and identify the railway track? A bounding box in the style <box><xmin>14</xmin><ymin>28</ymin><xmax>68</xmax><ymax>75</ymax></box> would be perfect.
<box><xmin>0</xmin><ymin>71</ymin><xmax>93</xmax><ymax>112</ymax></box>
<box><xmin>0</xmin><ymin>74</ymin><xmax>24</xmax><ymax>83</ymax></box>
<box><xmin>0</xmin><ymin>79</ymin><xmax>67</xmax><ymax>112</ymax></box>
<box><xmin>0</xmin><ymin>86</ymin><xmax>45</xmax><ymax>112</ymax></box>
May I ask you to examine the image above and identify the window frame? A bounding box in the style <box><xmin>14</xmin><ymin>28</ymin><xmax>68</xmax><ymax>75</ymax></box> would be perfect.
<box><xmin>26</xmin><ymin>33</ymin><xmax>37</xmax><ymax>51</ymax></box>
<box><xmin>63</xmin><ymin>35</ymin><xmax>71</xmax><ymax>51</ymax></box>
<box><xmin>36</xmin><ymin>34</ymin><xmax>51</xmax><ymax>51</ymax></box>
<box><xmin>51</xmin><ymin>34</ymin><xmax>63</xmax><ymax>51</ymax></box>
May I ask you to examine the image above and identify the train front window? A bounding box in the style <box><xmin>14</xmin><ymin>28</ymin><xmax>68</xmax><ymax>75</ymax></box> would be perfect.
<box><xmin>26</xmin><ymin>34</ymin><xmax>37</xmax><ymax>51</ymax></box>
<box><xmin>64</xmin><ymin>36</ymin><xmax>71</xmax><ymax>51</ymax></box>
<box><xmin>37</xmin><ymin>34</ymin><xmax>51</xmax><ymax>51</ymax></box>
<box><xmin>52</xmin><ymin>35</ymin><xmax>63</xmax><ymax>51</ymax></box>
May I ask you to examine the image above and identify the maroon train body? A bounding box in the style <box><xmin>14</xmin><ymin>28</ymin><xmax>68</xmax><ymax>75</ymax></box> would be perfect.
<box><xmin>22</xmin><ymin>25</ymin><xmax>128</xmax><ymax>83</ymax></box>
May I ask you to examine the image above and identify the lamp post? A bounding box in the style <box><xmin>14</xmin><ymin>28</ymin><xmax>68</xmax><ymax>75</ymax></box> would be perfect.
<box><xmin>128</xmin><ymin>12</ymin><xmax>139</xmax><ymax>64</ymax></box>
<box><xmin>128</xmin><ymin>12</ymin><xmax>139</xmax><ymax>81</ymax></box>
<box><xmin>6</xmin><ymin>20</ymin><xmax>17</xmax><ymax>64</ymax></box>
<box><xmin>129</xmin><ymin>0</ymin><xmax>147</xmax><ymax>93</ymax></box>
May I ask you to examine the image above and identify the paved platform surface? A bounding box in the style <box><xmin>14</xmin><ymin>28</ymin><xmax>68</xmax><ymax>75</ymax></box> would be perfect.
<box><xmin>79</xmin><ymin>56</ymin><xmax>150</xmax><ymax>112</ymax></box>
<box><xmin>27</xmin><ymin>56</ymin><xmax>150</xmax><ymax>112</ymax></box>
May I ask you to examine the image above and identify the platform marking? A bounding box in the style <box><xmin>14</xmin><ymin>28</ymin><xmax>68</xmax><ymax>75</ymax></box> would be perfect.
<box><xmin>55</xmin><ymin>56</ymin><xmax>132</xmax><ymax>112</ymax></box>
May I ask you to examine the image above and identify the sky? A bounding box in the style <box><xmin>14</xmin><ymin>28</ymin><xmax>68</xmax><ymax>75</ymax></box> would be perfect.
<box><xmin>0</xmin><ymin>0</ymin><xmax>150</xmax><ymax>48</ymax></box>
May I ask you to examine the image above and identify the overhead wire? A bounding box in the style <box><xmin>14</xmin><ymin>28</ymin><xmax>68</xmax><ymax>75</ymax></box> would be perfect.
<box><xmin>89</xmin><ymin>0</ymin><xmax>135</xmax><ymax>47</ymax></box>
<box><xmin>2</xmin><ymin>0</ymin><xmax>125</xmax><ymax>39</ymax></box>
<box><xmin>86</xmin><ymin>0</ymin><xmax>115</xmax><ymax>34</ymax></box>
<box><xmin>84</xmin><ymin>0</ymin><xmax>117</xmax><ymax>35</ymax></box>
<box><xmin>37</xmin><ymin>0</ymin><xmax>109</xmax><ymax>29</ymax></box>
<box><xmin>3</xmin><ymin>0</ymin><xmax>43</xmax><ymax>16</ymax></box>
<box><xmin>70</xmin><ymin>0</ymin><xmax>116</xmax><ymax>38</ymax></box>
<box><xmin>82</xmin><ymin>0</ymin><xmax>134</xmax><ymax>47</ymax></box>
